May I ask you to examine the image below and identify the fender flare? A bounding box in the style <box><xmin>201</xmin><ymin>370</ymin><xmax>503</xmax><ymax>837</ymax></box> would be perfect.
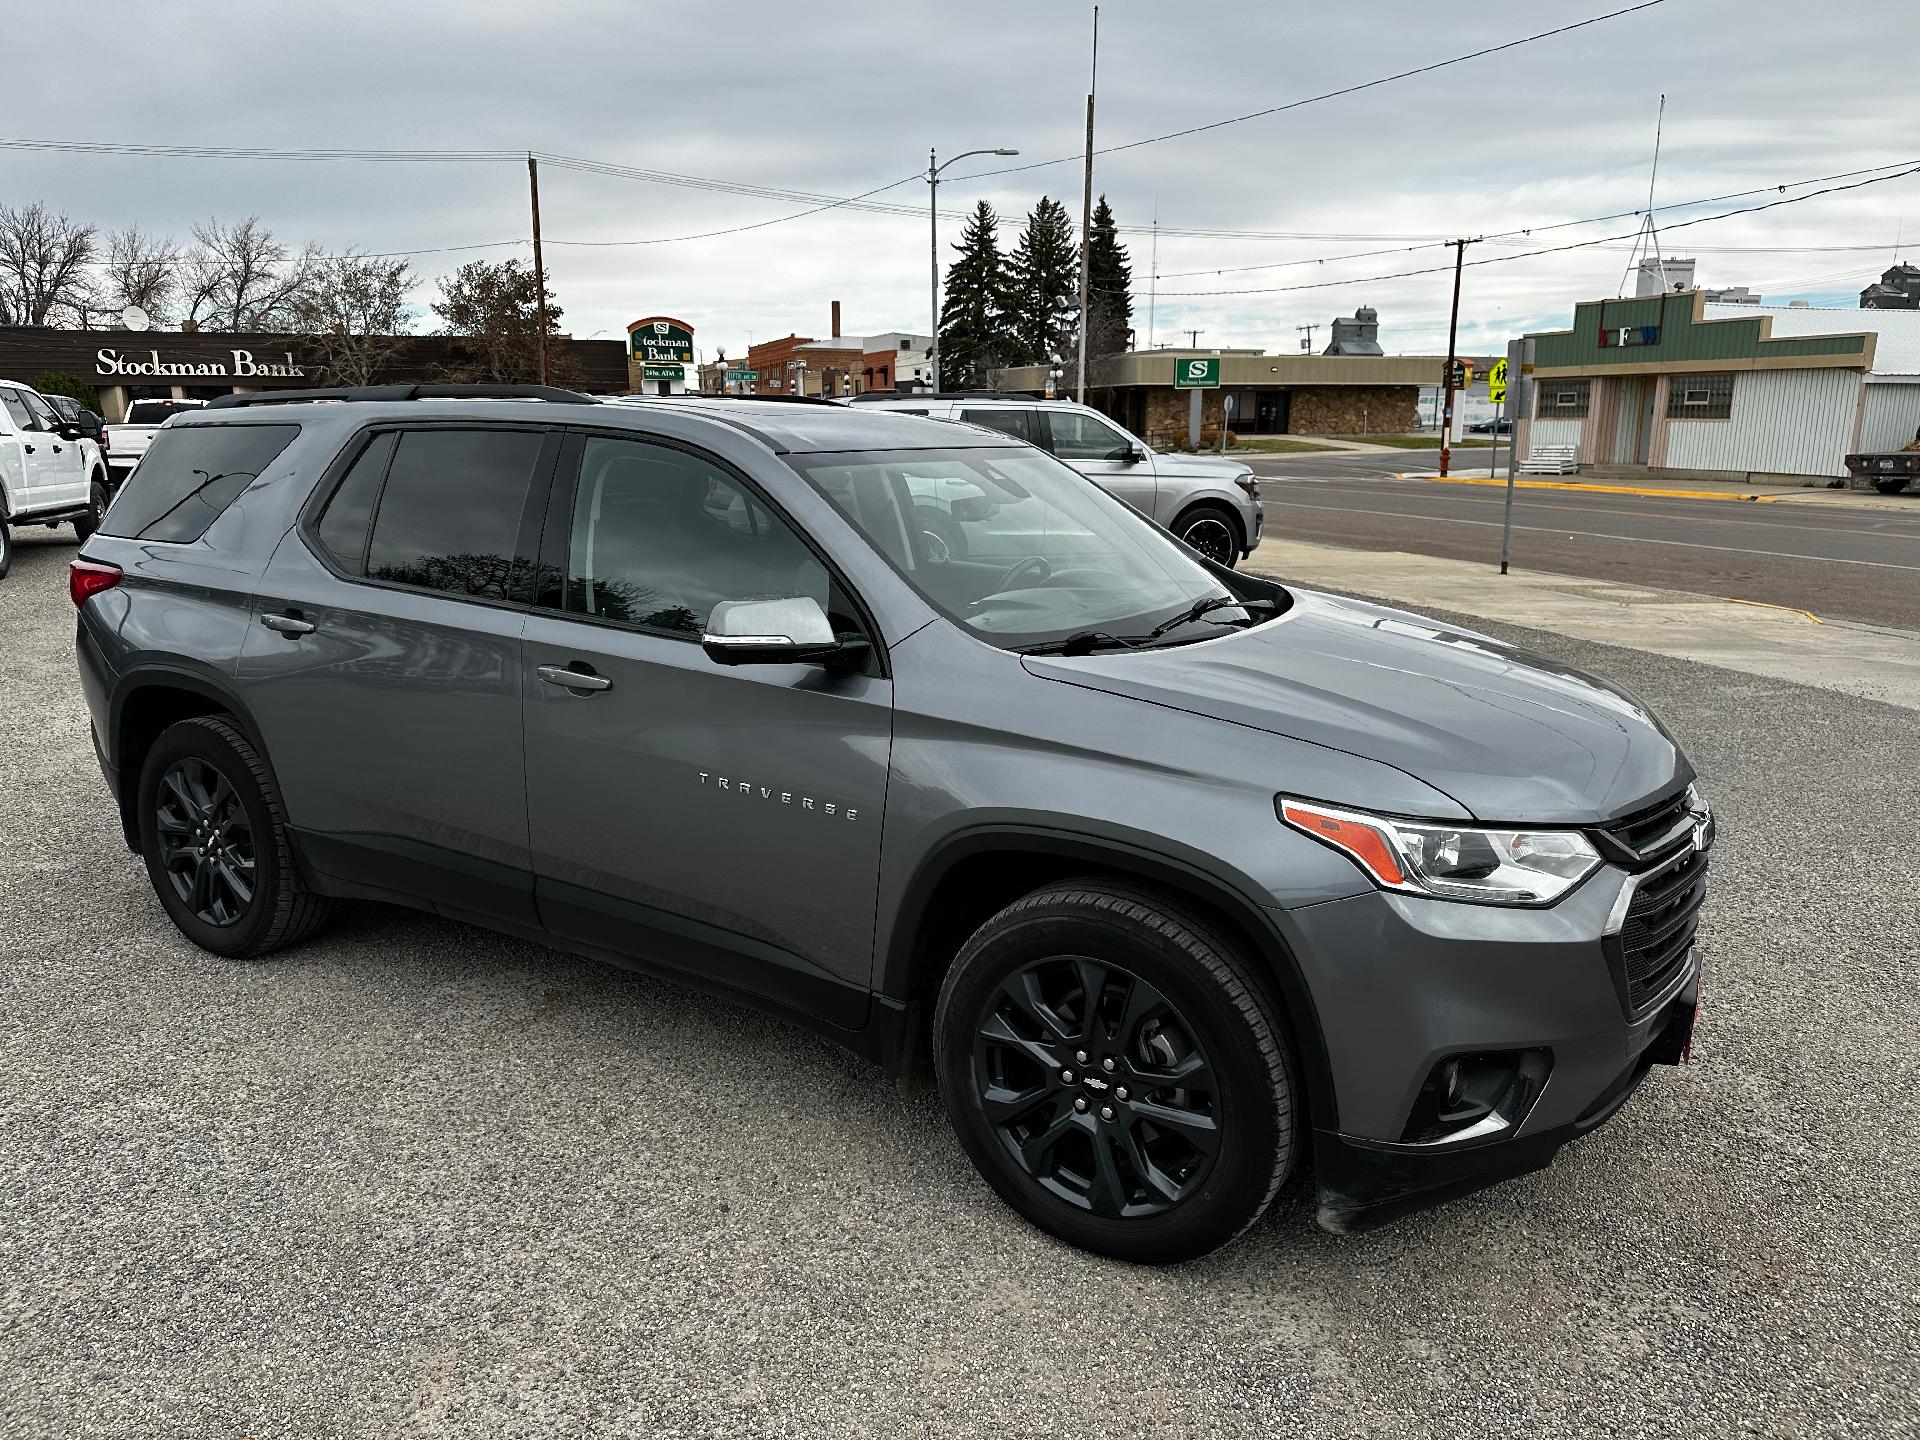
<box><xmin>106</xmin><ymin>660</ymin><xmax>277</xmax><ymax>839</ymax></box>
<box><xmin>881</xmin><ymin>823</ymin><xmax>1339</xmax><ymax>1132</ymax></box>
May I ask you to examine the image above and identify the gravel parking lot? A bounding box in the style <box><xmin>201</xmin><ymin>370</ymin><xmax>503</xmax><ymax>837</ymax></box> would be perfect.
<box><xmin>3</xmin><ymin>522</ymin><xmax>1916</xmax><ymax>1439</ymax></box>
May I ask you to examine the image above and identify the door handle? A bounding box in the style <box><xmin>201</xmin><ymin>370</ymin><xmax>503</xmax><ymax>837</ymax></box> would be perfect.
<box><xmin>51</xmin><ymin>444</ymin><xmax>63</xmax><ymax>453</ymax></box>
<box><xmin>22</xmin><ymin>444</ymin><xmax>33</xmax><ymax>454</ymax></box>
<box><xmin>260</xmin><ymin>612</ymin><xmax>316</xmax><ymax>637</ymax></box>
<box><xmin>538</xmin><ymin>663</ymin><xmax>612</xmax><ymax>693</ymax></box>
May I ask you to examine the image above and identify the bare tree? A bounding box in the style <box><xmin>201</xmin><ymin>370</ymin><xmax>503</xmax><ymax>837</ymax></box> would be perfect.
<box><xmin>294</xmin><ymin>251</ymin><xmax>416</xmax><ymax>385</ymax></box>
<box><xmin>0</xmin><ymin>203</ymin><xmax>98</xmax><ymax>325</ymax></box>
<box><xmin>99</xmin><ymin>225</ymin><xmax>182</xmax><ymax>326</ymax></box>
<box><xmin>182</xmin><ymin>217</ymin><xmax>321</xmax><ymax>332</ymax></box>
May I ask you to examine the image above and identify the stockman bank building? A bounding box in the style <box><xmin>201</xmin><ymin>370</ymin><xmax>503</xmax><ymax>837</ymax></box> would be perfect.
<box><xmin>0</xmin><ymin>325</ymin><xmax>629</xmax><ymax>420</ymax></box>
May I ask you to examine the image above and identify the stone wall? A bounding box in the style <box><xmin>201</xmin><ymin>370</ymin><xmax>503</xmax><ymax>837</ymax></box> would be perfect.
<box><xmin>1287</xmin><ymin>385</ymin><xmax>1415</xmax><ymax>435</ymax></box>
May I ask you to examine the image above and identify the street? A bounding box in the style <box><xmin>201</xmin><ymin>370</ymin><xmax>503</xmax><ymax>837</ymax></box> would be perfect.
<box><xmin>4</xmin><ymin>525</ymin><xmax>1916</xmax><ymax>1438</ymax></box>
<box><xmin>1249</xmin><ymin>451</ymin><xmax>1920</xmax><ymax>631</ymax></box>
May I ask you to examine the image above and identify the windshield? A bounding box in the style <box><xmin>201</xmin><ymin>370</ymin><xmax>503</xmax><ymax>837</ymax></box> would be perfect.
<box><xmin>788</xmin><ymin>446</ymin><xmax>1263</xmax><ymax>650</ymax></box>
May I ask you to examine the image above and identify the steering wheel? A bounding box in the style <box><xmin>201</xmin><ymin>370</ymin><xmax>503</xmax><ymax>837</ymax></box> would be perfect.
<box><xmin>994</xmin><ymin>555</ymin><xmax>1053</xmax><ymax>593</ymax></box>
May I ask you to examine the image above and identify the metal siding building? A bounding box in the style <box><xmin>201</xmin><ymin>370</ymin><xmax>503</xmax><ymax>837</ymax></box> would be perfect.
<box><xmin>1518</xmin><ymin>294</ymin><xmax>1920</xmax><ymax>482</ymax></box>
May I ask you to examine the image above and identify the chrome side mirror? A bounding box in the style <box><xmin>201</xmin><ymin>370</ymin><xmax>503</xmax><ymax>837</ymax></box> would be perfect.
<box><xmin>1125</xmin><ymin>443</ymin><xmax>1148</xmax><ymax>464</ymax></box>
<box><xmin>701</xmin><ymin>595</ymin><xmax>865</xmax><ymax>668</ymax></box>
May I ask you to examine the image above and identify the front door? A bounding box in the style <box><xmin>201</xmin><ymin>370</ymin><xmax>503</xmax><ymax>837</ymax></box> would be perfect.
<box><xmin>20</xmin><ymin>389</ymin><xmax>87</xmax><ymax>507</ymax></box>
<box><xmin>1255</xmin><ymin>391</ymin><xmax>1290</xmax><ymax>435</ymax></box>
<box><xmin>521</xmin><ymin>432</ymin><xmax>891</xmax><ymax>1027</ymax></box>
<box><xmin>239</xmin><ymin>424</ymin><xmax>554</xmax><ymax>925</ymax></box>
<box><xmin>1039</xmin><ymin>409</ymin><xmax>1158</xmax><ymax>521</ymax></box>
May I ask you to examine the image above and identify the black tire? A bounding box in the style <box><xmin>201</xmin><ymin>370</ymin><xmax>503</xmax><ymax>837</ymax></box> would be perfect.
<box><xmin>137</xmin><ymin>715</ymin><xmax>331</xmax><ymax>958</ymax></box>
<box><xmin>1872</xmin><ymin>477</ymin><xmax>1910</xmax><ymax>496</ymax></box>
<box><xmin>934</xmin><ymin>878</ymin><xmax>1299</xmax><ymax>1263</ymax></box>
<box><xmin>71</xmin><ymin>477</ymin><xmax>107</xmax><ymax>543</ymax></box>
<box><xmin>1173</xmin><ymin>503</ymin><xmax>1242</xmax><ymax>569</ymax></box>
<box><xmin>0</xmin><ymin>522</ymin><xmax>11</xmax><ymax>580</ymax></box>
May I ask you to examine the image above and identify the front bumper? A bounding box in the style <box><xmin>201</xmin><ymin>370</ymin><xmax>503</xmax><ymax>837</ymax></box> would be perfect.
<box><xmin>1271</xmin><ymin>840</ymin><xmax>1706</xmax><ymax>1233</ymax></box>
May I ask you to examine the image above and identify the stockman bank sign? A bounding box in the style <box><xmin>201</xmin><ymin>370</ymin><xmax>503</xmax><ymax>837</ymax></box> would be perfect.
<box><xmin>96</xmin><ymin>347</ymin><xmax>306</xmax><ymax>379</ymax></box>
<box><xmin>627</xmin><ymin>316</ymin><xmax>695</xmax><ymax>364</ymax></box>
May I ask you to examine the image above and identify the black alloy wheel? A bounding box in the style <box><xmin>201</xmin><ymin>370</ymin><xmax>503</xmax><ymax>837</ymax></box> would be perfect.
<box><xmin>0</xmin><ymin>522</ymin><xmax>12</xmax><ymax>580</ymax></box>
<box><xmin>137</xmin><ymin>715</ymin><xmax>331</xmax><ymax>958</ymax></box>
<box><xmin>935</xmin><ymin>879</ymin><xmax>1298</xmax><ymax>1263</ymax></box>
<box><xmin>153</xmin><ymin>757</ymin><xmax>257</xmax><ymax>926</ymax></box>
<box><xmin>973</xmin><ymin>955</ymin><xmax>1220</xmax><ymax>1219</ymax></box>
<box><xmin>1176</xmin><ymin>507</ymin><xmax>1239</xmax><ymax>568</ymax></box>
<box><xmin>72</xmin><ymin>479</ymin><xmax>107</xmax><ymax>543</ymax></box>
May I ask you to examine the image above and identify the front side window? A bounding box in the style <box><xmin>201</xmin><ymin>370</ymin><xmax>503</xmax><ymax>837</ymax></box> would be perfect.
<box><xmin>561</xmin><ymin>435</ymin><xmax>830</xmax><ymax>636</ymax></box>
<box><xmin>790</xmin><ymin>446</ymin><xmax>1255</xmax><ymax>651</ymax></box>
<box><xmin>1045</xmin><ymin>410</ymin><xmax>1134</xmax><ymax>461</ymax></box>
<box><xmin>21</xmin><ymin>390</ymin><xmax>60</xmax><ymax>430</ymax></box>
<box><xmin>359</xmin><ymin>429</ymin><xmax>543</xmax><ymax>599</ymax></box>
<box><xmin>0</xmin><ymin>389</ymin><xmax>34</xmax><ymax>432</ymax></box>
<box><xmin>100</xmin><ymin>423</ymin><xmax>300</xmax><ymax>544</ymax></box>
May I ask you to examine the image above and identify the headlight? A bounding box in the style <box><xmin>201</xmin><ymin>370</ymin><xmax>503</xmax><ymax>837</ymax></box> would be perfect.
<box><xmin>1279</xmin><ymin>797</ymin><xmax>1601</xmax><ymax>906</ymax></box>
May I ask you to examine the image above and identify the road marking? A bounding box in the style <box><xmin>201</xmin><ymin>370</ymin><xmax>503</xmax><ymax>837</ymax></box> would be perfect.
<box><xmin>1272</xmin><ymin>480</ymin><xmax>1920</xmax><ymax>543</ymax></box>
<box><xmin>1258</xmin><ymin>500</ymin><xmax>1920</xmax><ymax>572</ymax></box>
<box><xmin>1725</xmin><ymin>597</ymin><xmax>1822</xmax><ymax>624</ymax></box>
<box><xmin>1409</xmin><ymin>474</ymin><xmax>1781</xmax><ymax>503</ymax></box>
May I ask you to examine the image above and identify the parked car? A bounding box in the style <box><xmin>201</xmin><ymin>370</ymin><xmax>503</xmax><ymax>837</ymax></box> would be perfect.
<box><xmin>1466</xmin><ymin>416</ymin><xmax>1512</xmax><ymax>435</ymax></box>
<box><xmin>39</xmin><ymin>391</ymin><xmax>106</xmax><ymax>444</ymax></box>
<box><xmin>1844</xmin><ymin>427</ymin><xmax>1920</xmax><ymax>494</ymax></box>
<box><xmin>851</xmin><ymin>392</ymin><xmax>1262</xmax><ymax>567</ymax></box>
<box><xmin>0</xmin><ymin>379</ymin><xmax>110</xmax><ymax>578</ymax></box>
<box><xmin>105</xmin><ymin>396</ymin><xmax>207</xmax><ymax>488</ymax></box>
<box><xmin>73</xmin><ymin>384</ymin><xmax>1708</xmax><ymax>1262</ymax></box>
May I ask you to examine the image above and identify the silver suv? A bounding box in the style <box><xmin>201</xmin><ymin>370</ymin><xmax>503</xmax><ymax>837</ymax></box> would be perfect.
<box><xmin>851</xmin><ymin>393</ymin><xmax>1262</xmax><ymax>567</ymax></box>
<box><xmin>72</xmin><ymin>385</ymin><xmax>1707</xmax><ymax>1263</ymax></box>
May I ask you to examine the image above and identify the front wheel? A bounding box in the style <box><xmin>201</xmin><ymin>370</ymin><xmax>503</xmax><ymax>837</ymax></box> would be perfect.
<box><xmin>137</xmin><ymin>715</ymin><xmax>332</xmax><ymax>958</ymax></box>
<box><xmin>1173</xmin><ymin>504</ymin><xmax>1242</xmax><ymax>568</ymax></box>
<box><xmin>934</xmin><ymin>879</ymin><xmax>1299</xmax><ymax>1263</ymax></box>
<box><xmin>71</xmin><ymin>478</ymin><xmax>107</xmax><ymax>543</ymax></box>
<box><xmin>0</xmin><ymin>522</ymin><xmax>12</xmax><ymax>580</ymax></box>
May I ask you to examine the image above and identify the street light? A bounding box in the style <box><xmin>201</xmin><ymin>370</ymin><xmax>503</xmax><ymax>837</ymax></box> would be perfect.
<box><xmin>928</xmin><ymin>145</ymin><xmax>1018</xmax><ymax>393</ymax></box>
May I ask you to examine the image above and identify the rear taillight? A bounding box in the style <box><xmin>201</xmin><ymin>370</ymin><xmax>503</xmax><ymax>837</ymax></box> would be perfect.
<box><xmin>70</xmin><ymin>559</ymin><xmax>122</xmax><ymax>607</ymax></box>
<box><xmin>99</xmin><ymin>427</ymin><xmax>111</xmax><ymax>452</ymax></box>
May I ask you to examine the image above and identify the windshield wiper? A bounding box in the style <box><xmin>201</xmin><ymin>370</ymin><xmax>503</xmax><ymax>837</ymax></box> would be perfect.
<box><xmin>1138</xmin><ymin>594</ymin><xmax>1276</xmax><ymax>644</ymax></box>
<box><xmin>1016</xmin><ymin>630</ymin><xmax>1138</xmax><ymax>657</ymax></box>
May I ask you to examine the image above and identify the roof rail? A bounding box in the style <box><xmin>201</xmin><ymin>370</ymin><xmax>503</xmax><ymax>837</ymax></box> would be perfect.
<box><xmin>847</xmin><ymin>389</ymin><xmax>1043</xmax><ymax>403</ymax></box>
<box><xmin>204</xmin><ymin>383</ymin><xmax>599</xmax><ymax>409</ymax></box>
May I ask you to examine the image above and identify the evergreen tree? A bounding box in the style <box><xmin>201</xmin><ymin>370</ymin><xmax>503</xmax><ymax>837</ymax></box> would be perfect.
<box><xmin>1006</xmin><ymin>196</ymin><xmax>1079</xmax><ymax>368</ymax></box>
<box><xmin>1082</xmin><ymin>195</ymin><xmax>1134</xmax><ymax>372</ymax></box>
<box><xmin>936</xmin><ymin>200</ymin><xmax>1017</xmax><ymax>388</ymax></box>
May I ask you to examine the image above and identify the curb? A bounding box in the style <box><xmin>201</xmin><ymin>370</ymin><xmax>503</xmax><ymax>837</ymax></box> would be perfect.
<box><xmin>1396</xmin><ymin>473</ymin><xmax>1781</xmax><ymax>503</ymax></box>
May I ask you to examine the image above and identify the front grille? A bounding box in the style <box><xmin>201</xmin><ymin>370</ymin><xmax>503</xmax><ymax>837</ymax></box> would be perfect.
<box><xmin>1598</xmin><ymin>787</ymin><xmax>1695</xmax><ymax>867</ymax></box>
<box><xmin>1610</xmin><ymin>847</ymin><xmax>1708</xmax><ymax>1014</ymax></box>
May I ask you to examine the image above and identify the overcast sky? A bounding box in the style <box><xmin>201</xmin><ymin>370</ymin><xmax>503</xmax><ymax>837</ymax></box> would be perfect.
<box><xmin>8</xmin><ymin>0</ymin><xmax>1915</xmax><ymax>361</ymax></box>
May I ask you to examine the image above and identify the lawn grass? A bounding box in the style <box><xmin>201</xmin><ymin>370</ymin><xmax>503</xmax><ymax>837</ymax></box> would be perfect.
<box><xmin>1338</xmin><ymin>433</ymin><xmax>1500</xmax><ymax>449</ymax></box>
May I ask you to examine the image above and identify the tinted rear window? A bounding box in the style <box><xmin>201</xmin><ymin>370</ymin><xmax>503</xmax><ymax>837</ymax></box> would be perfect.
<box><xmin>124</xmin><ymin>400</ymin><xmax>203</xmax><ymax>425</ymax></box>
<box><xmin>361</xmin><ymin>429</ymin><xmax>543</xmax><ymax>599</ymax></box>
<box><xmin>100</xmin><ymin>424</ymin><xmax>299</xmax><ymax>544</ymax></box>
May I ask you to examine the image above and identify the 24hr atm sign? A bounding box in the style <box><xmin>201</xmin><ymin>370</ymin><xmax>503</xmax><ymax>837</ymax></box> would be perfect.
<box><xmin>627</xmin><ymin>316</ymin><xmax>695</xmax><ymax>364</ymax></box>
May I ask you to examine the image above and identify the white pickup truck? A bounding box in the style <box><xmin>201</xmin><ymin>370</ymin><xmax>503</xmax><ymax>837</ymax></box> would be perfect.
<box><xmin>105</xmin><ymin>396</ymin><xmax>206</xmax><ymax>488</ymax></box>
<box><xmin>0</xmin><ymin>379</ymin><xmax>111</xmax><ymax>580</ymax></box>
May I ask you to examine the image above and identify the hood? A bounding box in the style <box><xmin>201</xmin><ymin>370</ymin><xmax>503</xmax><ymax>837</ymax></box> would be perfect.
<box><xmin>1022</xmin><ymin>589</ymin><xmax>1688</xmax><ymax>824</ymax></box>
<box><xmin>1152</xmin><ymin>451</ymin><xmax>1250</xmax><ymax>481</ymax></box>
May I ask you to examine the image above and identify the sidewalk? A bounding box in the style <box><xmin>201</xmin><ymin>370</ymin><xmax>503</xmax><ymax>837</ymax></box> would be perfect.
<box><xmin>1243</xmin><ymin>537</ymin><xmax>1920</xmax><ymax>711</ymax></box>
<box><xmin>1390</xmin><ymin>468</ymin><xmax>1919</xmax><ymax>512</ymax></box>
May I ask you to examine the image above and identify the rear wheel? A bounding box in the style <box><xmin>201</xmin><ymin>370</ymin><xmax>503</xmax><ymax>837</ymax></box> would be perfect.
<box><xmin>0</xmin><ymin>521</ymin><xmax>12</xmax><ymax>580</ymax></box>
<box><xmin>934</xmin><ymin>879</ymin><xmax>1299</xmax><ymax>1263</ymax></box>
<box><xmin>1872</xmin><ymin>477</ymin><xmax>1911</xmax><ymax>495</ymax></box>
<box><xmin>1173</xmin><ymin>504</ymin><xmax>1242</xmax><ymax>568</ymax></box>
<box><xmin>137</xmin><ymin>715</ymin><xmax>331</xmax><ymax>958</ymax></box>
<box><xmin>71</xmin><ymin>478</ymin><xmax>107</xmax><ymax>542</ymax></box>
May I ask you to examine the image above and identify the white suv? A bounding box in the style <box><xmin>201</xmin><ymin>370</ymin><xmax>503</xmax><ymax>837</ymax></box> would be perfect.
<box><xmin>0</xmin><ymin>380</ymin><xmax>110</xmax><ymax>578</ymax></box>
<box><xmin>851</xmin><ymin>394</ymin><xmax>1262</xmax><ymax>567</ymax></box>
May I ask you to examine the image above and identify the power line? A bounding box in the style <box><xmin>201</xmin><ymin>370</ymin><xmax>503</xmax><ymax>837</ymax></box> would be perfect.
<box><xmin>951</xmin><ymin>2</ymin><xmax>1664</xmax><ymax>182</ymax></box>
<box><xmin>1138</xmin><ymin>164</ymin><xmax>1920</xmax><ymax>298</ymax></box>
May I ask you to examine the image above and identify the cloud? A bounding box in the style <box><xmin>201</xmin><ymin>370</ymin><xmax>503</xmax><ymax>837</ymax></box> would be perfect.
<box><xmin>6</xmin><ymin>0</ymin><xmax>1913</xmax><ymax>359</ymax></box>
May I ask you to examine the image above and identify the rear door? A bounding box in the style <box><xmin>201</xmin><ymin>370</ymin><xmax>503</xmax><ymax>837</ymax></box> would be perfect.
<box><xmin>1041</xmin><ymin>409</ymin><xmax>1158</xmax><ymax>519</ymax></box>
<box><xmin>238</xmin><ymin>423</ymin><xmax>556</xmax><ymax>925</ymax></box>
<box><xmin>520</xmin><ymin>430</ymin><xmax>891</xmax><ymax>1026</ymax></box>
<box><xmin>20</xmin><ymin>389</ymin><xmax>88</xmax><ymax>507</ymax></box>
<box><xmin>0</xmin><ymin>389</ymin><xmax>39</xmax><ymax>512</ymax></box>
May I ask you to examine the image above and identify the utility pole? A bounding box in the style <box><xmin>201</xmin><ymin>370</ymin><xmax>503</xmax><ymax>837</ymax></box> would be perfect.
<box><xmin>528</xmin><ymin>155</ymin><xmax>549</xmax><ymax>386</ymax></box>
<box><xmin>1439</xmin><ymin>237</ymin><xmax>1474</xmax><ymax>478</ymax></box>
<box><xmin>1146</xmin><ymin>197</ymin><xmax>1159</xmax><ymax>351</ymax></box>
<box><xmin>1075</xmin><ymin>4</ymin><xmax>1099</xmax><ymax>405</ymax></box>
<box><xmin>1184</xmin><ymin>329</ymin><xmax>1205</xmax><ymax>349</ymax></box>
<box><xmin>1297</xmin><ymin>323</ymin><xmax>1318</xmax><ymax>354</ymax></box>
